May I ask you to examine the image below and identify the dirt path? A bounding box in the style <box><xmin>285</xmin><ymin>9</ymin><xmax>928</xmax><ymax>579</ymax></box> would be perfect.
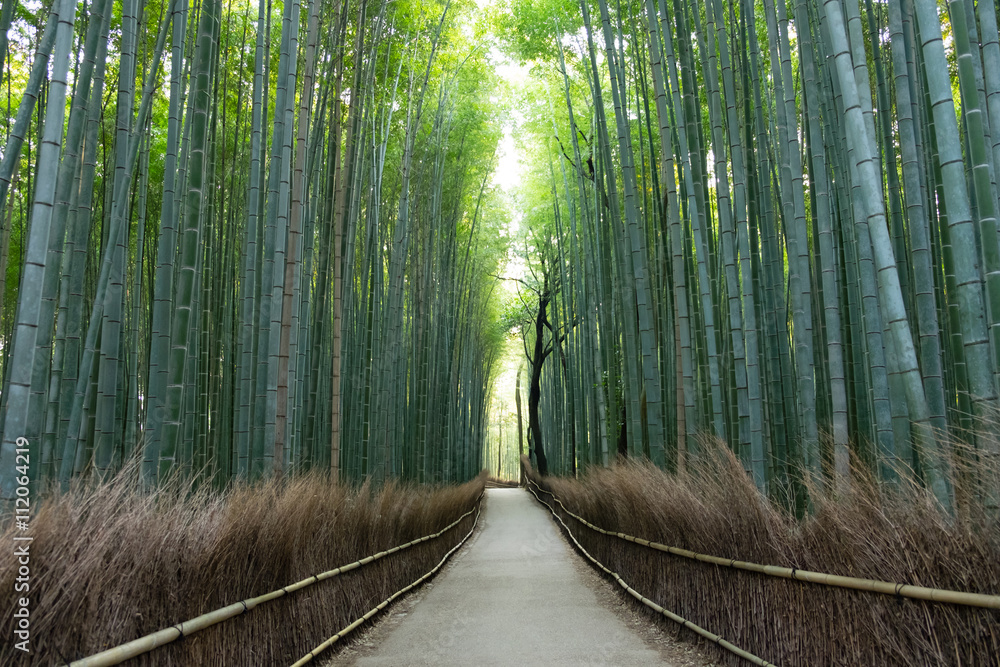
<box><xmin>324</xmin><ymin>487</ymin><xmax>716</xmax><ymax>666</ymax></box>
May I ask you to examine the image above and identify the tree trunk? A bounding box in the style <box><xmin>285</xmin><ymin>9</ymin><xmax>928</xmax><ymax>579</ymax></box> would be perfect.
<box><xmin>515</xmin><ymin>365</ymin><xmax>524</xmax><ymax>482</ymax></box>
<box><xmin>529</xmin><ymin>290</ymin><xmax>550</xmax><ymax>476</ymax></box>
<box><xmin>617</xmin><ymin>401</ymin><xmax>628</xmax><ymax>460</ymax></box>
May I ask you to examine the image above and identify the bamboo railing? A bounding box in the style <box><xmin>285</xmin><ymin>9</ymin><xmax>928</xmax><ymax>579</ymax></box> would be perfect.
<box><xmin>528</xmin><ymin>479</ymin><xmax>1000</xmax><ymax>610</ymax></box>
<box><xmin>525</xmin><ymin>479</ymin><xmax>775</xmax><ymax>666</ymax></box>
<box><xmin>290</xmin><ymin>496</ymin><xmax>483</xmax><ymax>665</ymax></box>
<box><xmin>68</xmin><ymin>493</ymin><xmax>484</xmax><ymax>667</ymax></box>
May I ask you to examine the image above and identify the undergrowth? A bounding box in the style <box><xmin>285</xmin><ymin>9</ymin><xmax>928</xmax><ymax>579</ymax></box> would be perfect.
<box><xmin>526</xmin><ymin>444</ymin><xmax>1000</xmax><ymax>666</ymax></box>
<box><xmin>0</xmin><ymin>467</ymin><xmax>485</xmax><ymax>665</ymax></box>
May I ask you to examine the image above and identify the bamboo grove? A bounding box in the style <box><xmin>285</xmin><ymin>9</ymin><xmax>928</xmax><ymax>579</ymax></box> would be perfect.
<box><xmin>500</xmin><ymin>0</ymin><xmax>1000</xmax><ymax>513</ymax></box>
<box><xmin>0</xmin><ymin>0</ymin><xmax>510</xmax><ymax>496</ymax></box>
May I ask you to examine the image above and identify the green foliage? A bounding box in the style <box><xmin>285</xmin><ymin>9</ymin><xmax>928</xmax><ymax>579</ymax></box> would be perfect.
<box><xmin>498</xmin><ymin>0</ymin><xmax>585</xmax><ymax>61</ymax></box>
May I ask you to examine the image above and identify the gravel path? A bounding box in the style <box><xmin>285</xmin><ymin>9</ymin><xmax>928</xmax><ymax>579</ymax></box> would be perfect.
<box><xmin>324</xmin><ymin>487</ymin><xmax>717</xmax><ymax>667</ymax></box>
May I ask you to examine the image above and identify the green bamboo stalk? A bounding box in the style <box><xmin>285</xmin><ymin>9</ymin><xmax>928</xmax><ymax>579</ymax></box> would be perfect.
<box><xmin>824</xmin><ymin>0</ymin><xmax>952</xmax><ymax>510</ymax></box>
<box><xmin>0</xmin><ymin>0</ymin><xmax>80</xmax><ymax>497</ymax></box>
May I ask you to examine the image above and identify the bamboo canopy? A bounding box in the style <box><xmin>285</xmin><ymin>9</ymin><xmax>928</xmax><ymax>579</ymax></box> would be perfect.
<box><xmin>0</xmin><ymin>0</ymin><xmax>997</xmax><ymax>516</ymax></box>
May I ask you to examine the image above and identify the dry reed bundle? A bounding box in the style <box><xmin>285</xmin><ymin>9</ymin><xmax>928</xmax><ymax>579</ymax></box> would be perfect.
<box><xmin>0</xmin><ymin>467</ymin><xmax>485</xmax><ymax>666</ymax></box>
<box><xmin>525</xmin><ymin>445</ymin><xmax>1000</xmax><ymax>666</ymax></box>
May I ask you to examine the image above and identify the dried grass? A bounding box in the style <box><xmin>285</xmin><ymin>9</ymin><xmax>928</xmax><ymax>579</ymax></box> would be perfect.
<box><xmin>0</xmin><ymin>466</ymin><xmax>485</xmax><ymax>665</ymax></box>
<box><xmin>526</xmin><ymin>443</ymin><xmax>1000</xmax><ymax>666</ymax></box>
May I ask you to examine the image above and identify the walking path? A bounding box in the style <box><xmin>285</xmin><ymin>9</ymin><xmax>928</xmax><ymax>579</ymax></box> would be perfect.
<box><xmin>325</xmin><ymin>488</ymin><xmax>712</xmax><ymax>666</ymax></box>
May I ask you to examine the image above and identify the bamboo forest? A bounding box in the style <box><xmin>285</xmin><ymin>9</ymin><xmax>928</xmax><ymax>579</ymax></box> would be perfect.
<box><xmin>2</xmin><ymin>0</ymin><xmax>1000</xmax><ymax>663</ymax></box>
<box><xmin>1</xmin><ymin>0</ymin><xmax>1000</xmax><ymax>510</ymax></box>
<box><xmin>0</xmin><ymin>0</ymin><xmax>998</xmax><ymax>511</ymax></box>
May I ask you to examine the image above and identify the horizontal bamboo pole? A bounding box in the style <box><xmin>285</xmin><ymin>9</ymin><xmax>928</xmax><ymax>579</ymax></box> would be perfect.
<box><xmin>290</xmin><ymin>498</ymin><xmax>484</xmax><ymax>665</ymax></box>
<box><xmin>527</xmin><ymin>479</ymin><xmax>1000</xmax><ymax>610</ymax></box>
<box><xmin>69</xmin><ymin>493</ymin><xmax>484</xmax><ymax>667</ymax></box>
<box><xmin>525</xmin><ymin>483</ymin><xmax>775</xmax><ymax>667</ymax></box>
